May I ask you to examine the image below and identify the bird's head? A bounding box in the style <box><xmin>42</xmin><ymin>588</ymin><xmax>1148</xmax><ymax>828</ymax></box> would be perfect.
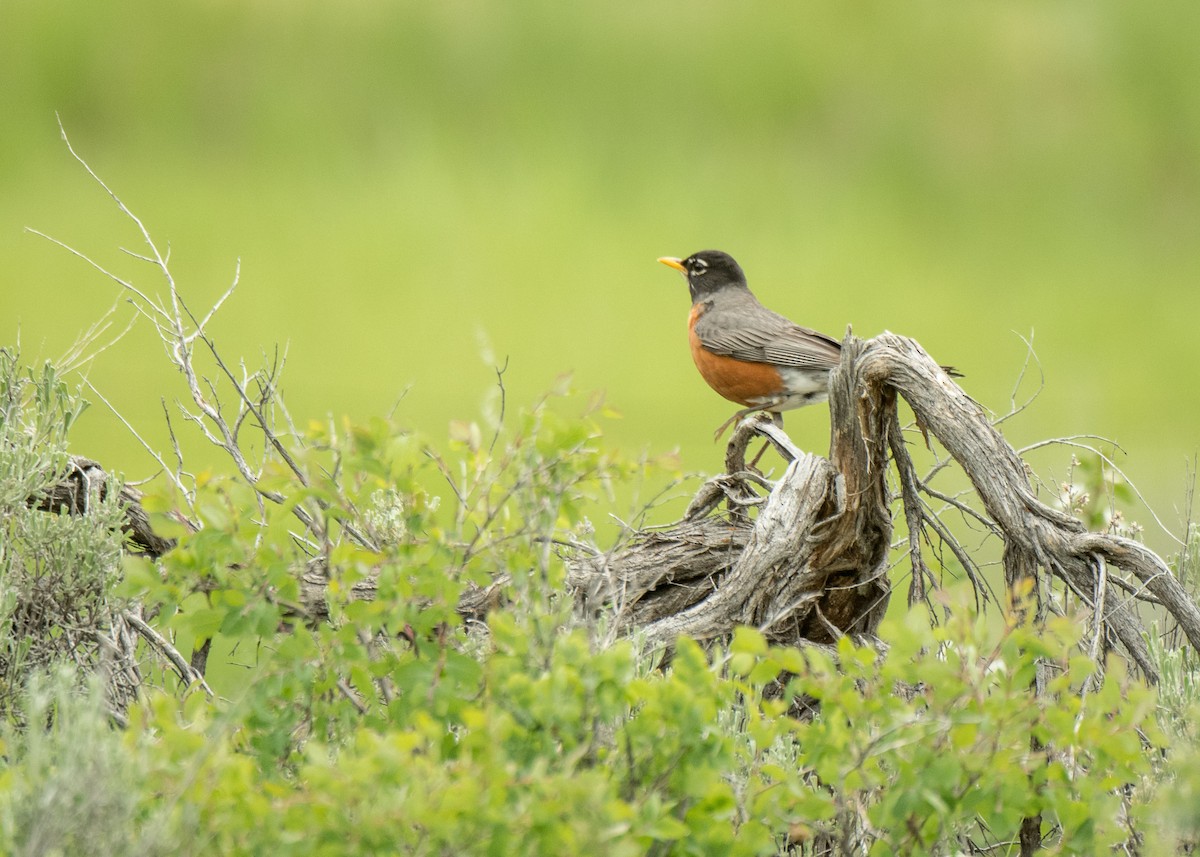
<box><xmin>658</xmin><ymin>250</ymin><xmax>748</xmax><ymax>302</ymax></box>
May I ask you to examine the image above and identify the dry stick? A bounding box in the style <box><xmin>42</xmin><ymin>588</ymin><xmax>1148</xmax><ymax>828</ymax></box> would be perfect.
<box><xmin>918</xmin><ymin>499</ymin><xmax>997</xmax><ymax>610</ymax></box>
<box><xmin>335</xmin><ymin>678</ymin><xmax>369</xmax><ymax>715</ymax></box>
<box><xmin>114</xmin><ymin>610</ymin><xmax>144</xmax><ymax>689</ymax></box>
<box><xmin>995</xmin><ymin>329</ymin><xmax>1046</xmax><ymax>429</ymax></box>
<box><xmin>1020</xmin><ymin>435</ymin><xmax>1183</xmax><ymax>548</ymax></box>
<box><xmin>713</xmin><ymin>415</ymin><xmax>777</xmax><ymax>521</ymax></box>
<box><xmin>640</xmin><ymin>453</ymin><xmax>838</xmax><ymax>648</ymax></box>
<box><xmin>1049</xmin><ymin>545</ymin><xmax>1155</xmax><ymax>678</ymax></box>
<box><xmin>755</xmin><ymin>417</ymin><xmax>804</xmax><ymax>462</ymax></box>
<box><xmin>123</xmin><ymin>610</ymin><xmax>214</xmax><ymax>697</ymax></box>
<box><xmin>1076</xmin><ymin>533</ymin><xmax>1200</xmax><ymax>645</ymax></box>
<box><xmin>63</xmin><ymin>126</ymin><xmax>378</xmax><ymax>553</ymax></box>
<box><xmin>860</xmin><ymin>333</ymin><xmax>1200</xmax><ymax>676</ymax></box>
<box><xmin>57</xmin><ymin>302</ymin><xmax>138</xmax><ymax>375</ymax></box>
<box><xmin>177</xmin><ymin>291</ymin><xmax>305</xmax><ymax>488</ymax></box>
<box><xmin>83</xmin><ymin>380</ymin><xmax>193</xmax><ymax>507</ymax></box>
<box><xmin>1077</xmin><ymin>554</ymin><xmax>1109</xmax><ymax>713</ymax></box>
<box><xmin>887</xmin><ymin>407</ymin><xmax>930</xmax><ymax>608</ymax></box>
<box><xmin>568</xmin><ymin>516</ymin><xmax>752</xmax><ymax>635</ymax></box>
<box><xmin>919</xmin><ymin>482</ymin><xmax>1000</xmax><ymax>536</ymax></box>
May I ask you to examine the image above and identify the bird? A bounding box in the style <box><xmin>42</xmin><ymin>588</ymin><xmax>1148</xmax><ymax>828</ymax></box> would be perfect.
<box><xmin>657</xmin><ymin>249</ymin><xmax>845</xmax><ymax>438</ymax></box>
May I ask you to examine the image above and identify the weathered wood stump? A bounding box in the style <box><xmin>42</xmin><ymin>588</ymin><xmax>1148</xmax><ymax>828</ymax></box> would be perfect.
<box><xmin>35</xmin><ymin>456</ymin><xmax>177</xmax><ymax>558</ymax></box>
<box><xmin>568</xmin><ymin>332</ymin><xmax>1200</xmax><ymax>681</ymax></box>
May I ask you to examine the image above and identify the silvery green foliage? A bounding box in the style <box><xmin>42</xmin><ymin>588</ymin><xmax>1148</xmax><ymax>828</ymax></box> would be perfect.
<box><xmin>1</xmin><ymin>672</ymin><xmax>132</xmax><ymax>857</ymax></box>
<box><xmin>0</xmin><ymin>351</ymin><xmax>129</xmax><ymax>714</ymax></box>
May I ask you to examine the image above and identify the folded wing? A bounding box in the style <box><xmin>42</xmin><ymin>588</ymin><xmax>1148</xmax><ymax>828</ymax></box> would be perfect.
<box><xmin>695</xmin><ymin>303</ymin><xmax>842</xmax><ymax>370</ymax></box>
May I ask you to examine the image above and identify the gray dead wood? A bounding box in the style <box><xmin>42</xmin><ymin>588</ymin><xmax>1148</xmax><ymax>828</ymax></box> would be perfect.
<box><xmin>569</xmin><ymin>335</ymin><xmax>897</xmax><ymax>651</ymax></box>
<box><xmin>34</xmin><ymin>456</ymin><xmax>176</xmax><ymax>558</ymax></box>
<box><xmin>16</xmin><ymin>457</ymin><xmax>204</xmax><ymax>709</ymax></box>
<box><xmin>567</xmin><ymin>332</ymin><xmax>1200</xmax><ymax>680</ymax></box>
<box><xmin>296</xmin><ymin>558</ymin><xmax>505</xmax><ymax>627</ymax></box>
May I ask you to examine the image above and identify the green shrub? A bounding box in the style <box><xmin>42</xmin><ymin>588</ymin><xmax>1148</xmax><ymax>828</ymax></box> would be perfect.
<box><xmin>0</xmin><ymin>345</ymin><xmax>1190</xmax><ymax>854</ymax></box>
<box><xmin>0</xmin><ymin>351</ymin><xmax>129</xmax><ymax>715</ymax></box>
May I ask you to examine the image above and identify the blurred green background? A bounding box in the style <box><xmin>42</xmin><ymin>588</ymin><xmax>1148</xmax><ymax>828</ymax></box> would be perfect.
<box><xmin>3</xmin><ymin>1</ymin><xmax>1199</xmax><ymax>552</ymax></box>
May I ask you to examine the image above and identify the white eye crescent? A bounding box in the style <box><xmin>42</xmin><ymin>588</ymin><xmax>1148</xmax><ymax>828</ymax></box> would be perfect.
<box><xmin>689</xmin><ymin>258</ymin><xmax>709</xmax><ymax>274</ymax></box>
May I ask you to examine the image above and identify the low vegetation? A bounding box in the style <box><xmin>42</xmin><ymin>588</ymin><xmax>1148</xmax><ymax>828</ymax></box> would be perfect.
<box><xmin>3</xmin><ymin>163</ymin><xmax>1200</xmax><ymax>854</ymax></box>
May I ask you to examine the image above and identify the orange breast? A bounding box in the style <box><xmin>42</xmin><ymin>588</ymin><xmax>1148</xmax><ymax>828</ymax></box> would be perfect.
<box><xmin>688</xmin><ymin>304</ymin><xmax>784</xmax><ymax>407</ymax></box>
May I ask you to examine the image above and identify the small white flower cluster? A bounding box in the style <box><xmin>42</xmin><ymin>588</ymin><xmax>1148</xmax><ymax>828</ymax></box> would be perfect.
<box><xmin>1059</xmin><ymin>481</ymin><xmax>1089</xmax><ymax>515</ymax></box>
<box><xmin>364</xmin><ymin>488</ymin><xmax>407</xmax><ymax>545</ymax></box>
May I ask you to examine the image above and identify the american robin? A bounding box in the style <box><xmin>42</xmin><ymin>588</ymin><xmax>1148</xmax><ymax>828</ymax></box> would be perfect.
<box><xmin>657</xmin><ymin>249</ymin><xmax>845</xmax><ymax>437</ymax></box>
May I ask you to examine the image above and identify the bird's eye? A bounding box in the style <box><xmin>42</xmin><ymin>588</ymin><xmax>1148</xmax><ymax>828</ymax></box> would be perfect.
<box><xmin>689</xmin><ymin>259</ymin><xmax>709</xmax><ymax>275</ymax></box>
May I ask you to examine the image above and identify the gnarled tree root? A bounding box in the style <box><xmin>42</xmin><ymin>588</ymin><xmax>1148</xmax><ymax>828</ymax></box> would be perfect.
<box><xmin>568</xmin><ymin>333</ymin><xmax>1200</xmax><ymax>681</ymax></box>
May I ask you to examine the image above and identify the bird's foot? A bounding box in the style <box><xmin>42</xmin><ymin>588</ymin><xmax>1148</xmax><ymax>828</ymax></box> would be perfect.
<box><xmin>712</xmin><ymin>408</ymin><xmax>782</xmax><ymax>443</ymax></box>
<box><xmin>712</xmin><ymin>407</ymin><xmax>760</xmax><ymax>442</ymax></box>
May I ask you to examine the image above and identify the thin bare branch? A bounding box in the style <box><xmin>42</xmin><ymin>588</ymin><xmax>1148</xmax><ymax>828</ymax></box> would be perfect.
<box><xmin>123</xmin><ymin>610</ymin><xmax>214</xmax><ymax>697</ymax></box>
<box><xmin>1019</xmin><ymin>436</ymin><xmax>1182</xmax><ymax>548</ymax></box>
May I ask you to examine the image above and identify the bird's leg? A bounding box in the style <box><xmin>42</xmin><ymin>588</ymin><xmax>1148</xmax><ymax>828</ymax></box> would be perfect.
<box><xmin>713</xmin><ymin>406</ymin><xmax>761</xmax><ymax>441</ymax></box>
<box><xmin>747</xmin><ymin>412</ymin><xmax>782</xmax><ymax>469</ymax></box>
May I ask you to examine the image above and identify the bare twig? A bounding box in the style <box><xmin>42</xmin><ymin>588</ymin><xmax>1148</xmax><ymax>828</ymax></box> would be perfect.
<box><xmin>1020</xmin><ymin>436</ymin><xmax>1183</xmax><ymax>548</ymax></box>
<box><xmin>888</xmin><ymin>407</ymin><xmax>930</xmax><ymax>608</ymax></box>
<box><xmin>123</xmin><ymin>610</ymin><xmax>214</xmax><ymax>697</ymax></box>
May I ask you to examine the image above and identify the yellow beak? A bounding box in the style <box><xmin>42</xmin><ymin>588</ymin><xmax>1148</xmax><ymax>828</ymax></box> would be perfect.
<box><xmin>657</xmin><ymin>256</ymin><xmax>686</xmax><ymax>273</ymax></box>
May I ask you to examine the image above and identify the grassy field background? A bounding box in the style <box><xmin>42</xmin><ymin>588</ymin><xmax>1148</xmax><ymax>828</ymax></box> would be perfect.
<box><xmin>3</xmin><ymin>1</ymin><xmax>1199</xmax><ymax>555</ymax></box>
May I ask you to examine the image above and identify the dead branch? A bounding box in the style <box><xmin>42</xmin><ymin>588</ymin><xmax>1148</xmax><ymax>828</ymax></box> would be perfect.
<box><xmin>33</xmin><ymin>456</ymin><xmax>177</xmax><ymax>558</ymax></box>
<box><xmin>122</xmin><ymin>610</ymin><xmax>213</xmax><ymax>697</ymax></box>
<box><xmin>568</xmin><ymin>332</ymin><xmax>1200</xmax><ymax>681</ymax></box>
<box><xmin>570</xmin><ymin>334</ymin><xmax>898</xmax><ymax>651</ymax></box>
